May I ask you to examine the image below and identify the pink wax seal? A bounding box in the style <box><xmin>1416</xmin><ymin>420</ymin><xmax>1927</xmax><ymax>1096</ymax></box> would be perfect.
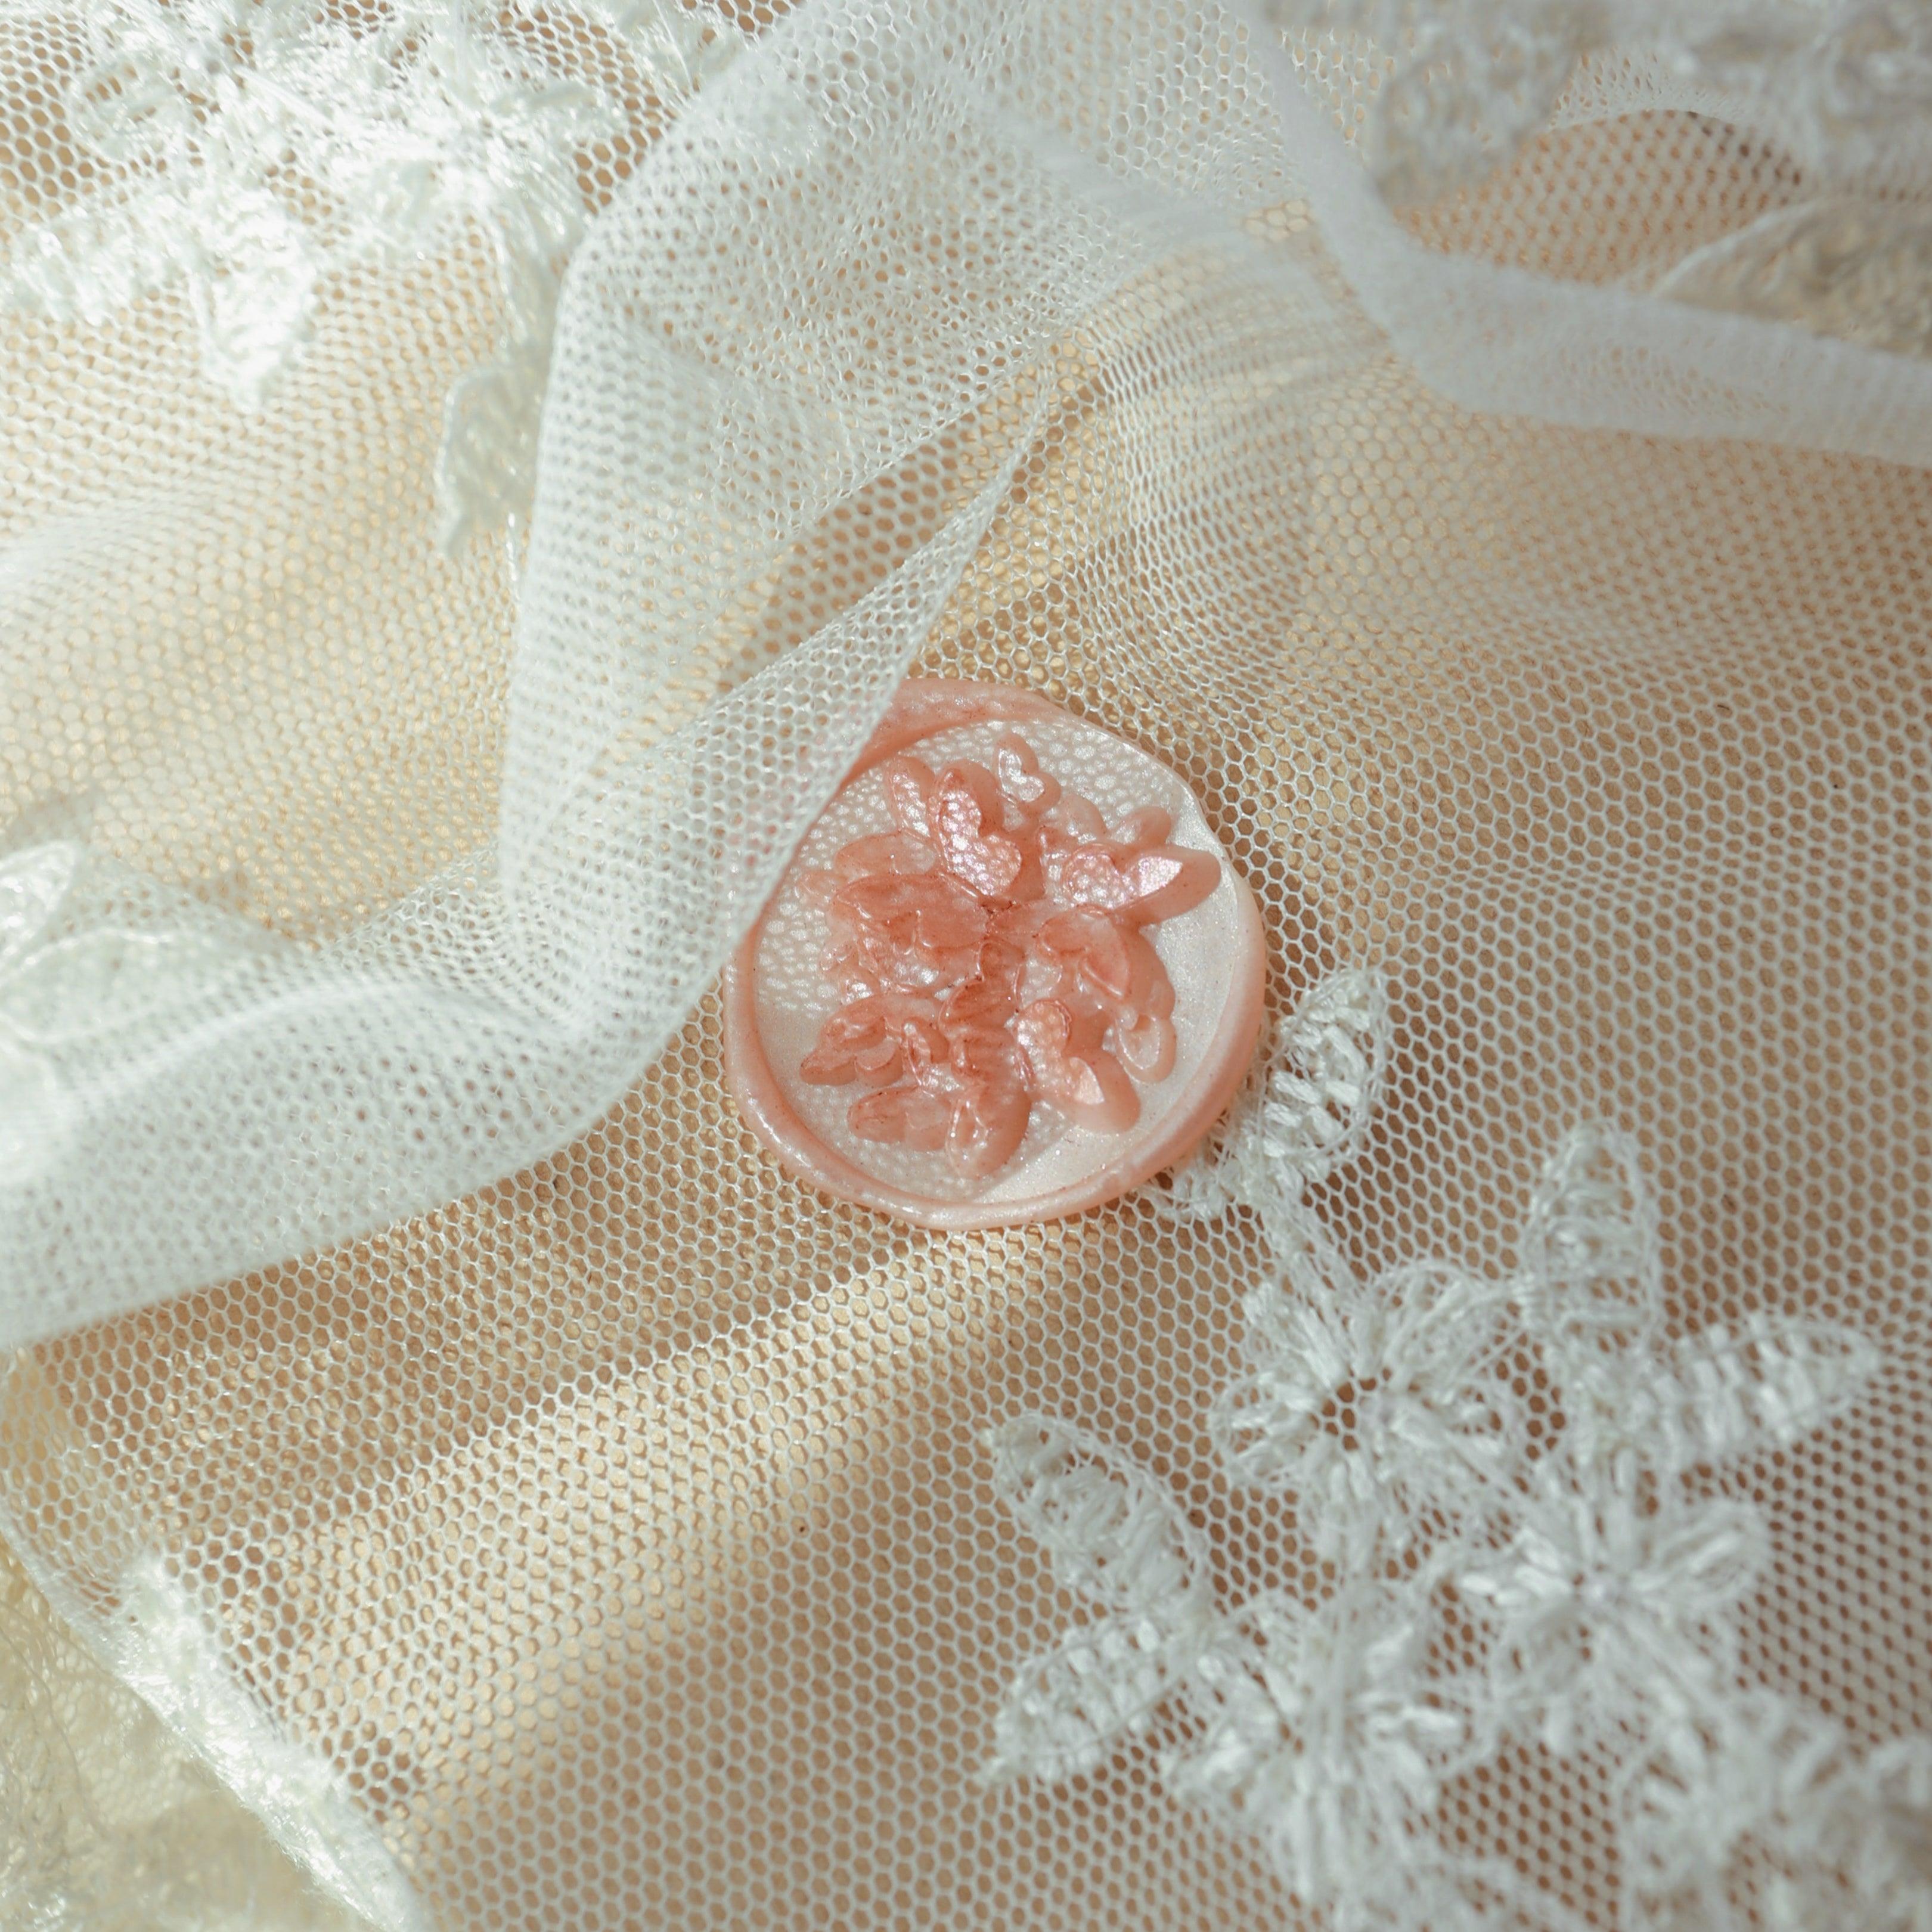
<box><xmin>722</xmin><ymin>681</ymin><xmax>1266</xmax><ymax>1230</ymax></box>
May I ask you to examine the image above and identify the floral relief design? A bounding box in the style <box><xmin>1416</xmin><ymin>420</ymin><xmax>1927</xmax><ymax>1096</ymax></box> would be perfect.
<box><xmin>795</xmin><ymin>732</ymin><xmax>1220</xmax><ymax>1178</ymax></box>
<box><xmin>1</xmin><ymin>0</ymin><xmax>742</xmax><ymax>547</ymax></box>
<box><xmin>984</xmin><ymin>966</ymin><xmax>1917</xmax><ymax>1928</ymax></box>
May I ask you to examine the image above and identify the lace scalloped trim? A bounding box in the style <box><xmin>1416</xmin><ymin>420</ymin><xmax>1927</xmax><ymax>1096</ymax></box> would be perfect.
<box><xmin>985</xmin><ymin>966</ymin><xmax>1920</xmax><ymax>1930</ymax></box>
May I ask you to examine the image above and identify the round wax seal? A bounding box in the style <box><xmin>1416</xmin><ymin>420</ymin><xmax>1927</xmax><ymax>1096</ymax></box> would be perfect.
<box><xmin>722</xmin><ymin>680</ymin><xmax>1266</xmax><ymax>1230</ymax></box>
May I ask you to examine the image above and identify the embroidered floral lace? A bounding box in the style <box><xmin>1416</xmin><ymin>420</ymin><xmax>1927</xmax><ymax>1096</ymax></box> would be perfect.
<box><xmin>992</xmin><ymin>972</ymin><xmax>1907</xmax><ymax>1931</ymax></box>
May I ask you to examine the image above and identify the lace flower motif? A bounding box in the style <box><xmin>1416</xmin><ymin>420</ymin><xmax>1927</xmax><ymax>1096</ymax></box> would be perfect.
<box><xmin>1457</xmin><ymin>1471</ymin><xmax>1767</xmax><ymax>1756</ymax></box>
<box><xmin>1791</xmin><ymin>1736</ymin><xmax>1932</xmax><ymax>1932</ymax></box>
<box><xmin>1209</xmin><ymin>1260</ymin><xmax>1517</xmax><ymax>1565</ymax></box>
<box><xmin>1453</xmin><ymin>1125</ymin><xmax>1878</xmax><ymax>1773</ymax></box>
<box><xmin>1167</xmin><ymin>1581</ymin><xmax>1484</xmax><ymax>1921</ymax></box>
<box><xmin>987</xmin><ymin>969</ymin><xmax>1911</xmax><ymax>1926</ymax></box>
<box><xmin>1165</xmin><ymin>966</ymin><xmax>1390</xmax><ymax>1218</ymax></box>
<box><xmin>981</xmin><ymin>1413</ymin><xmax>1483</xmax><ymax>1927</ymax></box>
<box><xmin>987</xmin><ymin>969</ymin><xmax>1487</xmax><ymax>1915</ymax></box>
<box><xmin>1261</xmin><ymin>0</ymin><xmax>1598</xmax><ymax>206</ymax></box>
<box><xmin>979</xmin><ymin>1415</ymin><xmax>1220</xmax><ymax>1786</ymax></box>
<box><xmin>1511</xmin><ymin>1124</ymin><xmax>1881</xmax><ymax>1496</ymax></box>
<box><xmin>2</xmin><ymin>0</ymin><xmax>742</xmax><ymax>546</ymax></box>
<box><xmin>1651</xmin><ymin>197</ymin><xmax>1932</xmax><ymax>361</ymax></box>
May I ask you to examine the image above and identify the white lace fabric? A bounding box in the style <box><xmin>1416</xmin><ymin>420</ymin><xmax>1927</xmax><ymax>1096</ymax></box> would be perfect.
<box><xmin>990</xmin><ymin>976</ymin><xmax>1900</xmax><ymax>1930</ymax></box>
<box><xmin>1</xmin><ymin>2</ymin><xmax>1929</xmax><ymax>1930</ymax></box>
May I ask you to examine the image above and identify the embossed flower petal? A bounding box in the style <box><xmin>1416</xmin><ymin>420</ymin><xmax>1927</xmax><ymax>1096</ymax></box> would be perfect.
<box><xmin>929</xmin><ymin>761</ymin><xmax>1035</xmax><ymax>900</ymax></box>
<box><xmin>1046</xmin><ymin>839</ymin><xmax>1220</xmax><ymax>925</ymax></box>
<box><xmin>725</xmin><ymin>681</ymin><xmax>1264</xmax><ymax>1229</ymax></box>
<box><xmin>1013</xmin><ymin>999</ymin><xmax>1139</xmax><ymax>1134</ymax></box>
<box><xmin>828</xmin><ymin>833</ymin><xmax>938</xmax><ymax>882</ymax></box>
<box><xmin>941</xmin><ymin>1037</ymin><xmax>1031</xmax><ymax>1179</ymax></box>
<box><xmin>1113</xmin><ymin>1005</ymin><xmax>1177</xmax><ymax>1084</ymax></box>
<box><xmin>993</xmin><ymin>732</ymin><xmax>1059</xmax><ymax>813</ymax></box>
<box><xmin>1033</xmin><ymin>908</ymin><xmax>1152</xmax><ymax>1006</ymax></box>
<box><xmin>797</xmin><ymin>991</ymin><xmax>935</xmax><ymax>1087</ymax></box>
<box><xmin>882</xmin><ymin>755</ymin><xmax>936</xmax><ymax>838</ymax></box>
<box><xmin>846</xmin><ymin>1082</ymin><xmax>951</xmax><ymax>1152</ymax></box>
<box><xmin>1046</xmin><ymin>792</ymin><xmax>1108</xmax><ymax>845</ymax></box>
<box><xmin>835</xmin><ymin>872</ymin><xmax>989</xmax><ymax>960</ymax></box>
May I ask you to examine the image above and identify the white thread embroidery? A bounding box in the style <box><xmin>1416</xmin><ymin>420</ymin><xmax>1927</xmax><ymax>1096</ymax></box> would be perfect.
<box><xmin>1167</xmin><ymin>1580</ymin><xmax>1487</xmax><ymax>1925</ymax></box>
<box><xmin>987</xmin><ymin>967</ymin><xmax>1911</xmax><ymax>1927</ymax></box>
<box><xmin>1162</xmin><ymin>963</ymin><xmax>1391</xmax><ymax>1241</ymax></box>
<box><xmin>1620</xmin><ymin>1694</ymin><xmax>1932</xmax><ymax>1930</ymax></box>
<box><xmin>1208</xmin><ymin>1260</ymin><xmax>1516</xmax><ymax>1565</ymax></box>
<box><xmin>1457</xmin><ymin>1466</ymin><xmax>1769</xmax><ymax>1757</ymax></box>
<box><xmin>2</xmin><ymin>0</ymin><xmax>742</xmax><ymax>548</ymax></box>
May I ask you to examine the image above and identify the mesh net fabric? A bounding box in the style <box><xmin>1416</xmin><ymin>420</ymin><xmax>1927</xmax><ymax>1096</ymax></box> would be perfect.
<box><xmin>1</xmin><ymin>1</ymin><xmax>1930</xmax><ymax>1929</ymax></box>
